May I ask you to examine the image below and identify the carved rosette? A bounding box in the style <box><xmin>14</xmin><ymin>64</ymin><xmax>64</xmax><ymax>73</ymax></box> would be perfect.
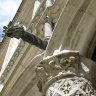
<box><xmin>36</xmin><ymin>51</ymin><xmax>96</xmax><ymax>95</ymax></box>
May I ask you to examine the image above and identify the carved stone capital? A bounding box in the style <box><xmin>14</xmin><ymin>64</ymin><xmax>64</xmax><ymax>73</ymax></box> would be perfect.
<box><xmin>36</xmin><ymin>51</ymin><xmax>81</xmax><ymax>93</ymax></box>
<box><xmin>36</xmin><ymin>51</ymin><xmax>96</xmax><ymax>95</ymax></box>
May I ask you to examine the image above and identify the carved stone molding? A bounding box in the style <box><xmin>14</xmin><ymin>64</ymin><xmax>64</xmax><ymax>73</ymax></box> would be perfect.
<box><xmin>47</xmin><ymin>0</ymin><xmax>67</xmax><ymax>22</ymax></box>
<box><xmin>0</xmin><ymin>40</ymin><xmax>25</xmax><ymax>84</ymax></box>
<box><xmin>27</xmin><ymin>0</ymin><xmax>46</xmax><ymax>30</ymax></box>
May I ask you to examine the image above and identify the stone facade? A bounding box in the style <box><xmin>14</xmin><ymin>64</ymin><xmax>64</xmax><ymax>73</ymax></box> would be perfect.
<box><xmin>0</xmin><ymin>37</ymin><xmax>10</xmax><ymax>70</ymax></box>
<box><xmin>0</xmin><ymin>0</ymin><xmax>96</xmax><ymax>96</ymax></box>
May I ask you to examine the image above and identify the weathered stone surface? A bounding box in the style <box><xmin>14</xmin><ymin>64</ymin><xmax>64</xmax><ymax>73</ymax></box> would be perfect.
<box><xmin>1</xmin><ymin>0</ymin><xmax>96</xmax><ymax>96</ymax></box>
<box><xmin>46</xmin><ymin>77</ymin><xmax>96</xmax><ymax>96</ymax></box>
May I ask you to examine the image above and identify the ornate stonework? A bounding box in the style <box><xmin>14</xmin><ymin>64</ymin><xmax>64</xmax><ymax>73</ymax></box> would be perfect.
<box><xmin>0</xmin><ymin>40</ymin><xmax>25</xmax><ymax>84</ymax></box>
<box><xmin>36</xmin><ymin>51</ymin><xmax>96</xmax><ymax>95</ymax></box>
<box><xmin>46</xmin><ymin>77</ymin><xmax>96</xmax><ymax>96</ymax></box>
<box><xmin>1</xmin><ymin>0</ymin><xmax>96</xmax><ymax>96</ymax></box>
<box><xmin>36</xmin><ymin>51</ymin><xmax>80</xmax><ymax>93</ymax></box>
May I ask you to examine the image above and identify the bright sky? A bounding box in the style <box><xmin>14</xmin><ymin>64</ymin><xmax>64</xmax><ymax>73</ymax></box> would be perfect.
<box><xmin>0</xmin><ymin>0</ymin><xmax>22</xmax><ymax>38</ymax></box>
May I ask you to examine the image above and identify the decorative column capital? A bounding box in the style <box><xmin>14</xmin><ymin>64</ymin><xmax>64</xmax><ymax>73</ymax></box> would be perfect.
<box><xmin>35</xmin><ymin>50</ymin><xmax>80</xmax><ymax>93</ymax></box>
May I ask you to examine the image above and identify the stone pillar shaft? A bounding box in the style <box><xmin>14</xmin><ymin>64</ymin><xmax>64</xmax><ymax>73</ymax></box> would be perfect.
<box><xmin>44</xmin><ymin>20</ymin><xmax>52</xmax><ymax>40</ymax></box>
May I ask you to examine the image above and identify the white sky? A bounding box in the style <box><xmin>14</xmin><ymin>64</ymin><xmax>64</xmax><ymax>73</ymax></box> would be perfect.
<box><xmin>0</xmin><ymin>0</ymin><xmax>22</xmax><ymax>36</ymax></box>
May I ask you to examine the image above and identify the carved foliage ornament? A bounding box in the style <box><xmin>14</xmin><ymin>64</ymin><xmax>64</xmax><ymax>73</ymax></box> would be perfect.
<box><xmin>36</xmin><ymin>51</ymin><xmax>81</xmax><ymax>93</ymax></box>
<box><xmin>36</xmin><ymin>51</ymin><xmax>96</xmax><ymax>96</ymax></box>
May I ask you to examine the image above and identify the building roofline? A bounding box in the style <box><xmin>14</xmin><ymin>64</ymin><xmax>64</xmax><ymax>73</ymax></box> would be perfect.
<box><xmin>12</xmin><ymin>0</ymin><xmax>26</xmax><ymax>24</ymax></box>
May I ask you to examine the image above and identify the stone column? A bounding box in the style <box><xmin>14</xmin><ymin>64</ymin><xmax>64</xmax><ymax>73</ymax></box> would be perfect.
<box><xmin>44</xmin><ymin>17</ymin><xmax>52</xmax><ymax>40</ymax></box>
<box><xmin>44</xmin><ymin>0</ymin><xmax>53</xmax><ymax>40</ymax></box>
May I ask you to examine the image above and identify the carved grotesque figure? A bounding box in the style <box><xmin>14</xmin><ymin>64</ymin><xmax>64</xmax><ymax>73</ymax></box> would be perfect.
<box><xmin>3</xmin><ymin>24</ymin><xmax>48</xmax><ymax>50</ymax></box>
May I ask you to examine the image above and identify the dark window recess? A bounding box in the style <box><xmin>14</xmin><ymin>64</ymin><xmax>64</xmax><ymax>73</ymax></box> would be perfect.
<box><xmin>52</xmin><ymin>22</ymin><xmax>55</xmax><ymax>30</ymax></box>
<box><xmin>91</xmin><ymin>46</ymin><xmax>96</xmax><ymax>61</ymax></box>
